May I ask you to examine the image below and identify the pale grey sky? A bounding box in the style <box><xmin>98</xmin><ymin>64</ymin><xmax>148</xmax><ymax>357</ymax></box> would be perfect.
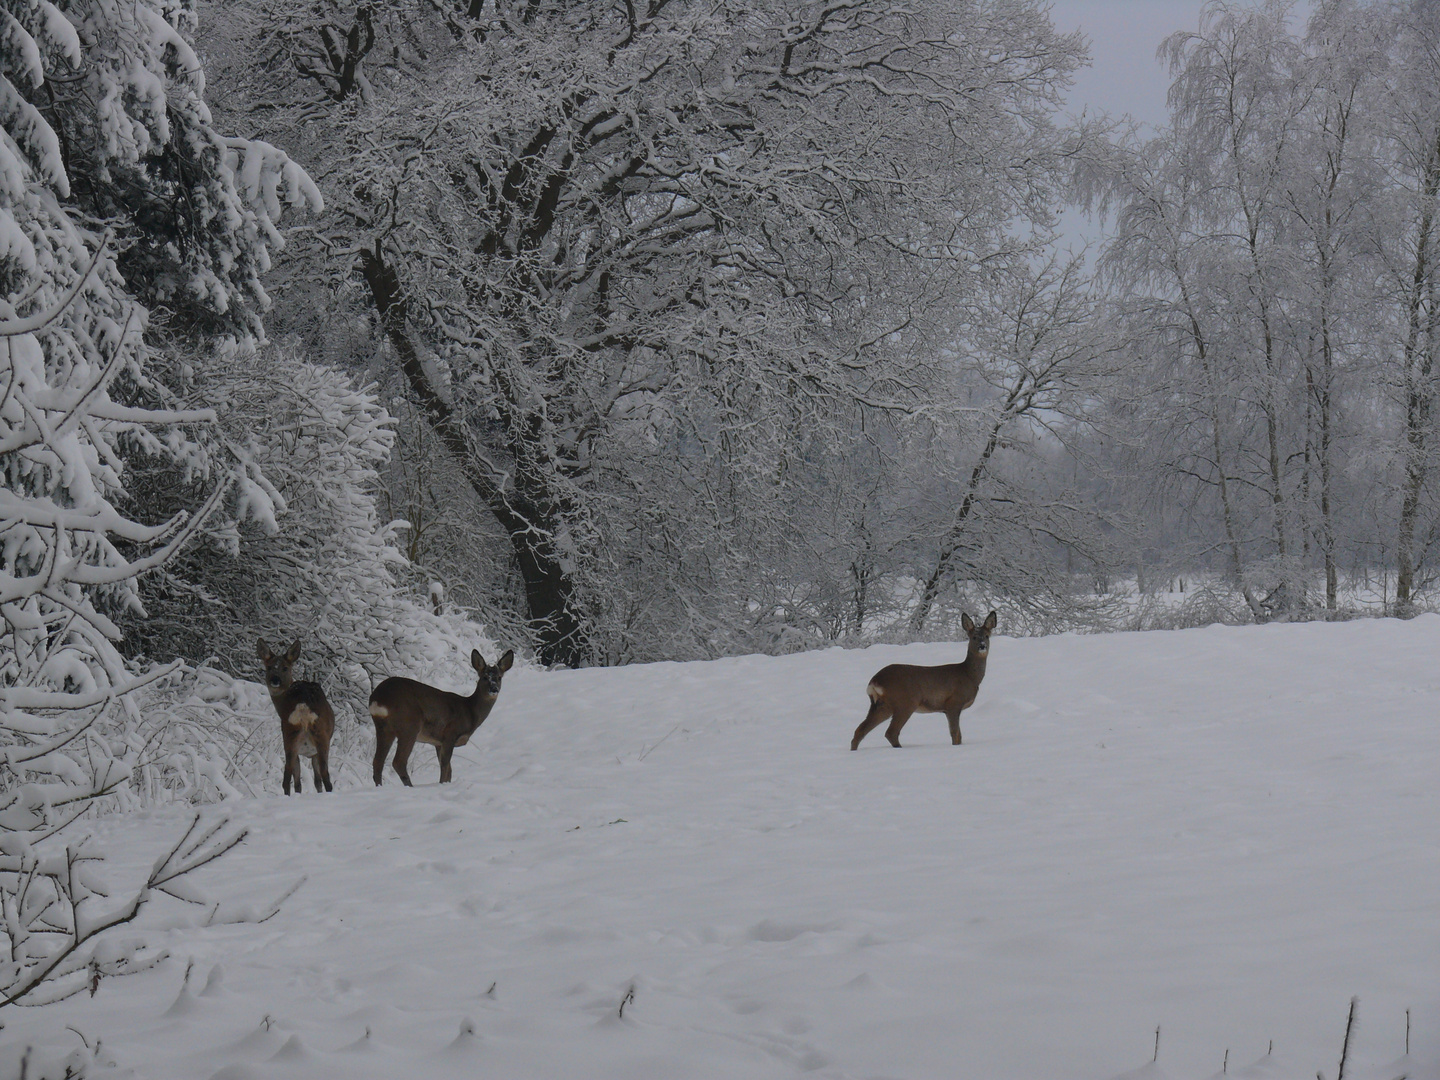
<box><xmin>1045</xmin><ymin>1</ymin><xmax>1314</xmax><ymax>246</ymax></box>
<box><xmin>1047</xmin><ymin>1</ymin><xmax>1317</xmax><ymax>130</ymax></box>
<box><xmin>1049</xmin><ymin>0</ymin><xmax>1204</xmax><ymax>129</ymax></box>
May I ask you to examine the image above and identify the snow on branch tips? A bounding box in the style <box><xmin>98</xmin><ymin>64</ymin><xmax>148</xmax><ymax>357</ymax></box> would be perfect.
<box><xmin>0</xmin><ymin>221</ymin><xmax>246</xmax><ymax>1003</ymax></box>
<box><xmin>0</xmin><ymin>0</ymin><xmax>298</xmax><ymax>995</ymax></box>
<box><xmin>0</xmin><ymin>812</ymin><xmax>248</xmax><ymax>1010</ymax></box>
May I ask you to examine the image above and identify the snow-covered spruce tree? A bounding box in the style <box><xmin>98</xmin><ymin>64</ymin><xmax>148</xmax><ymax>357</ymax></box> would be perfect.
<box><xmin>0</xmin><ymin>0</ymin><xmax>317</xmax><ymax>1008</ymax></box>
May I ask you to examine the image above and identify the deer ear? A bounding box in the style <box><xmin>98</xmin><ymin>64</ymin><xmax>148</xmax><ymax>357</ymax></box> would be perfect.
<box><xmin>961</xmin><ymin>612</ymin><xmax>975</xmax><ymax>633</ymax></box>
<box><xmin>256</xmin><ymin>638</ymin><xmax>272</xmax><ymax>661</ymax></box>
<box><xmin>497</xmin><ymin>649</ymin><xmax>514</xmax><ymax>673</ymax></box>
<box><xmin>286</xmin><ymin>640</ymin><xmax>302</xmax><ymax>662</ymax></box>
<box><xmin>984</xmin><ymin>610</ymin><xmax>997</xmax><ymax>630</ymax></box>
<box><xmin>471</xmin><ymin>649</ymin><xmax>486</xmax><ymax>673</ymax></box>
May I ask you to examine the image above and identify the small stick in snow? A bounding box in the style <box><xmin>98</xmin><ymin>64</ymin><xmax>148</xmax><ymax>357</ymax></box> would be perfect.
<box><xmin>619</xmin><ymin>985</ymin><xmax>635</xmax><ymax>1019</ymax></box>
<box><xmin>1338</xmin><ymin>996</ymin><xmax>1358</xmax><ymax>1080</ymax></box>
<box><xmin>638</xmin><ymin>724</ymin><xmax>680</xmax><ymax>761</ymax></box>
<box><xmin>1320</xmin><ymin>998</ymin><xmax>1361</xmax><ymax>1080</ymax></box>
<box><xmin>1154</xmin><ymin>1025</ymin><xmax>1160</xmax><ymax>1063</ymax></box>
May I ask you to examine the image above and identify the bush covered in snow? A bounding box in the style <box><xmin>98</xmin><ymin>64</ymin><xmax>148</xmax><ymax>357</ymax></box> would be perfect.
<box><xmin>118</xmin><ymin>351</ymin><xmax>496</xmax><ymax>727</ymax></box>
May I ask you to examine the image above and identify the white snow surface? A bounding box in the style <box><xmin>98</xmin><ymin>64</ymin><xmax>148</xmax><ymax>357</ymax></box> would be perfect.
<box><xmin>5</xmin><ymin>618</ymin><xmax>1438</xmax><ymax>1079</ymax></box>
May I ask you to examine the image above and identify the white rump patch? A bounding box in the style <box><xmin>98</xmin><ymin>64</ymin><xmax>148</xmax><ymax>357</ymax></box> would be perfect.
<box><xmin>369</xmin><ymin>703</ymin><xmax>389</xmax><ymax>719</ymax></box>
<box><xmin>866</xmin><ymin>680</ymin><xmax>882</xmax><ymax>702</ymax></box>
<box><xmin>288</xmin><ymin>703</ymin><xmax>318</xmax><ymax>731</ymax></box>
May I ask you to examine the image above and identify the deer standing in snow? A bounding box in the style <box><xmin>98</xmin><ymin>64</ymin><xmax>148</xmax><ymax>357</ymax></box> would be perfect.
<box><xmin>368</xmin><ymin>649</ymin><xmax>514</xmax><ymax>786</ymax></box>
<box><xmin>257</xmin><ymin>638</ymin><xmax>335</xmax><ymax>793</ymax></box>
<box><xmin>851</xmin><ymin>610</ymin><xmax>997</xmax><ymax>750</ymax></box>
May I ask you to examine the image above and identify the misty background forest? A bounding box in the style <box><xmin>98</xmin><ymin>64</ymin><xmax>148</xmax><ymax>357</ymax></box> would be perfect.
<box><xmin>185</xmin><ymin>0</ymin><xmax>1440</xmax><ymax>669</ymax></box>
<box><xmin>7</xmin><ymin>0</ymin><xmax>1440</xmax><ymax>690</ymax></box>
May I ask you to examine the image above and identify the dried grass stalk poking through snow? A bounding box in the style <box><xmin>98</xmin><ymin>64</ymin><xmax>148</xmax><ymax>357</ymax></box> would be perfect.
<box><xmin>369</xmin><ymin>649</ymin><xmax>514</xmax><ymax>786</ymax></box>
<box><xmin>852</xmin><ymin>611</ymin><xmax>997</xmax><ymax>750</ymax></box>
<box><xmin>257</xmin><ymin>639</ymin><xmax>335</xmax><ymax>796</ymax></box>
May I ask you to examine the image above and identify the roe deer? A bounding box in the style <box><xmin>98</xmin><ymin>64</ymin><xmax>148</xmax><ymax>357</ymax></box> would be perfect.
<box><xmin>257</xmin><ymin>638</ymin><xmax>335</xmax><ymax>793</ymax></box>
<box><xmin>851</xmin><ymin>610</ymin><xmax>997</xmax><ymax>750</ymax></box>
<box><xmin>368</xmin><ymin>649</ymin><xmax>514</xmax><ymax>786</ymax></box>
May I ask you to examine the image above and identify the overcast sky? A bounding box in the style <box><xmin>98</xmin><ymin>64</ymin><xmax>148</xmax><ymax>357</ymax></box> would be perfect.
<box><xmin>1044</xmin><ymin>1</ymin><xmax>1314</xmax><ymax>246</ymax></box>
<box><xmin>1047</xmin><ymin>1</ymin><xmax>1318</xmax><ymax>128</ymax></box>
<box><xmin>1048</xmin><ymin>0</ymin><xmax>1202</xmax><ymax>130</ymax></box>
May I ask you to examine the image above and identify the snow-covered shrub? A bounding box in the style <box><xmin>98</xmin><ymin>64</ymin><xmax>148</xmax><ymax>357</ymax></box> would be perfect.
<box><xmin>121</xmin><ymin>353</ymin><xmax>497</xmax><ymax>729</ymax></box>
<box><xmin>0</xmin><ymin>0</ymin><xmax>314</xmax><ymax>1009</ymax></box>
<box><xmin>1126</xmin><ymin>578</ymin><xmax>1253</xmax><ymax>632</ymax></box>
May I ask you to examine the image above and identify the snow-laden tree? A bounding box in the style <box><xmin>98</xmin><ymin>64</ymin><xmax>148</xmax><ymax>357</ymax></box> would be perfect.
<box><xmin>905</xmin><ymin>251</ymin><xmax>1124</xmax><ymax>633</ymax></box>
<box><xmin>205</xmin><ymin>0</ymin><xmax>1089</xmax><ymax>663</ymax></box>
<box><xmin>1095</xmin><ymin>0</ymin><xmax>1440</xmax><ymax>617</ymax></box>
<box><xmin>1375</xmin><ymin>0</ymin><xmax>1440</xmax><ymax>610</ymax></box>
<box><xmin>0</xmin><ymin>0</ymin><xmax>316</xmax><ymax>1008</ymax></box>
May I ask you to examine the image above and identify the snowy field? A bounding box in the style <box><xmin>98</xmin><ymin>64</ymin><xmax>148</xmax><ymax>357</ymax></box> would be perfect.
<box><xmin>3</xmin><ymin>618</ymin><xmax>1438</xmax><ymax>1080</ymax></box>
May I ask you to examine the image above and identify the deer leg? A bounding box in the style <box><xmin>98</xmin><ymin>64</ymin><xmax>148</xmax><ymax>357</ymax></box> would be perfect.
<box><xmin>311</xmin><ymin>745</ymin><xmax>333</xmax><ymax>793</ymax></box>
<box><xmin>884</xmin><ymin>708</ymin><xmax>915</xmax><ymax>748</ymax></box>
<box><xmin>851</xmin><ymin>701</ymin><xmax>891</xmax><ymax>750</ymax></box>
<box><xmin>282</xmin><ymin>728</ymin><xmax>301</xmax><ymax>794</ymax></box>
<box><xmin>437</xmin><ymin>742</ymin><xmax>454</xmax><ymax>784</ymax></box>
<box><xmin>372</xmin><ymin>722</ymin><xmax>395</xmax><ymax>786</ymax></box>
<box><xmin>286</xmin><ymin>752</ymin><xmax>302</xmax><ymax>794</ymax></box>
<box><xmin>316</xmin><ymin>736</ymin><xmax>334</xmax><ymax>792</ymax></box>
<box><xmin>947</xmin><ymin>709</ymin><xmax>962</xmax><ymax>746</ymax></box>
<box><xmin>391</xmin><ymin>730</ymin><xmax>418</xmax><ymax>787</ymax></box>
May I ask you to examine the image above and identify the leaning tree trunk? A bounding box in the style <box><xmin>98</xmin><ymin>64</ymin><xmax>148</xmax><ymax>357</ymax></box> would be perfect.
<box><xmin>1394</xmin><ymin>128</ymin><xmax>1440</xmax><ymax>615</ymax></box>
<box><xmin>911</xmin><ymin>404</ymin><xmax>1012</xmax><ymax>635</ymax></box>
<box><xmin>359</xmin><ymin>244</ymin><xmax>587</xmax><ymax>666</ymax></box>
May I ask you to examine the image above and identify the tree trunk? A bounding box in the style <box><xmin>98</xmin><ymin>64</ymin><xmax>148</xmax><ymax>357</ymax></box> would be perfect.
<box><xmin>1394</xmin><ymin>127</ymin><xmax>1440</xmax><ymax>613</ymax></box>
<box><xmin>1178</xmin><ymin>278</ymin><xmax>1263</xmax><ymax>620</ymax></box>
<box><xmin>358</xmin><ymin>244</ymin><xmax>587</xmax><ymax>665</ymax></box>
<box><xmin>910</xmin><ymin>412</ymin><xmax>1008</xmax><ymax>634</ymax></box>
<box><xmin>1318</xmin><ymin>301</ymin><xmax>1338</xmax><ymax>611</ymax></box>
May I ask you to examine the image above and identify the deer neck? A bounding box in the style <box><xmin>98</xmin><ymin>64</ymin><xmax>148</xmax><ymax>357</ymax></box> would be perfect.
<box><xmin>466</xmin><ymin>681</ymin><xmax>498</xmax><ymax>723</ymax></box>
<box><xmin>963</xmin><ymin>644</ymin><xmax>988</xmax><ymax>680</ymax></box>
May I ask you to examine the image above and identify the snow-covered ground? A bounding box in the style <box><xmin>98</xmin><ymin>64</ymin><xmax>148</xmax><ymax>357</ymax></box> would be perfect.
<box><xmin>4</xmin><ymin>618</ymin><xmax>1438</xmax><ymax>1080</ymax></box>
